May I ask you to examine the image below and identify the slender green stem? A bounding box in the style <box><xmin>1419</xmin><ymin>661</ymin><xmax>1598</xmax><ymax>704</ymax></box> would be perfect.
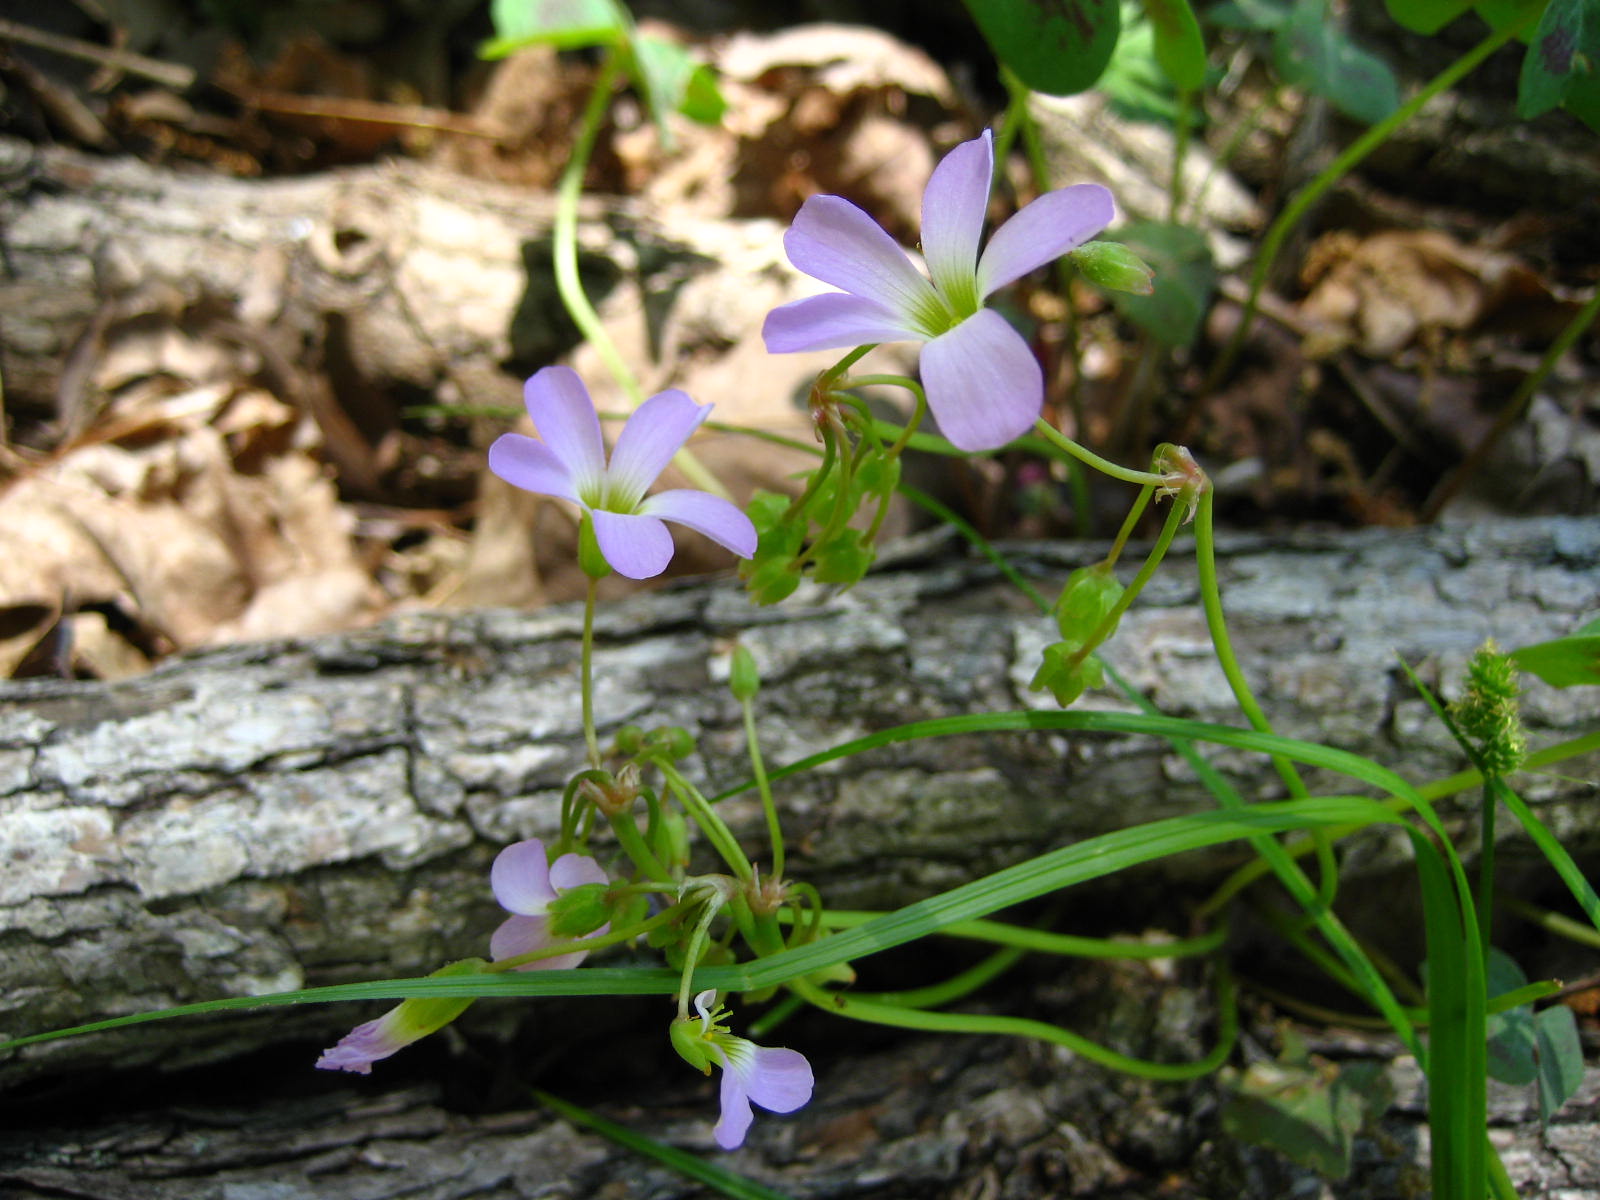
<box><xmin>580</xmin><ymin>578</ymin><xmax>602</xmax><ymax>768</ymax></box>
<box><xmin>789</xmin><ymin>908</ymin><xmax>1227</xmax><ymax>960</ymax></box>
<box><xmin>1032</xmin><ymin>419</ymin><xmax>1168</xmax><ymax>488</ymax></box>
<box><xmin>1500</xmin><ymin>894</ymin><xmax>1600</xmax><ymax>951</ymax></box>
<box><xmin>660</xmin><ymin>763</ymin><xmax>754</xmax><ymax>883</ymax></box>
<box><xmin>553</xmin><ymin>50</ymin><xmax>727</xmax><ymax>498</ymax></box>
<box><xmin>1195</xmin><ymin>492</ymin><xmax>1308</xmax><ymax>802</ymax></box>
<box><xmin>1477</xmin><ymin>780</ymin><xmax>1497</xmax><ymax>959</ymax></box>
<box><xmin>1423</xmin><ymin>281</ymin><xmax>1600</xmax><ymax>520</ymax></box>
<box><xmin>1065</xmin><ymin>496</ymin><xmax>1187</xmax><ymax>675</ymax></box>
<box><xmin>1104</xmin><ymin>485</ymin><xmax>1156</xmax><ymax>570</ymax></box>
<box><xmin>787</xmin><ymin>968</ymin><xmax>1239</xmax><ymax>1082</ymax></box>
<box><xmin>556</xmin><ymin>52</ymin><xmax>634</xmax><ymax>405</ymax></box>
<box><xmin>742</xmin><ymin>696</ymin><xmax>783</xmax><ymax>879</ymax></box>
<box><xmin>1204</xmin><ymin>15</ymin><xmax>1533</xmax><ymax>393</ymax></box>
<box><xmin>608</xmin><ymin>806</ymin><xmax>671</xmax><ymax>884</ymax></box>
<box><xmin>1169</xmin><ymin>89</ymin><xmax>1193</xmax><ymax>223</ymax></box>
<box><xmin>852</xmin><ymin>946</ymin><xmax>1026</xmax><ymax>1009</ymax></box>
<box><xmin>676</xmin><ymin>891</ymin><xmax>728</xmax><ymax>1017</ymax></box>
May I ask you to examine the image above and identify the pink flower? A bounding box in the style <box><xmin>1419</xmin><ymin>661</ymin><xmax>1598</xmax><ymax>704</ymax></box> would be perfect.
<box><xmin>672</xmin><ymin>989</ymin><xmax>814</xmax><ymax>1150</ymax></box>
<box><xmin>489</xmin><ymin>366</ymin><xmax>757</xmax><ymax>579</ymax></box>
<box><xmin>763</xmin><ymin>129</ymin><xmax>1114</xmax><ymax>452</ymax></box>
<box><xmin>489</xmin><ymin>838</ymin><xmax>609</xmax><ymax>970</ymax></box>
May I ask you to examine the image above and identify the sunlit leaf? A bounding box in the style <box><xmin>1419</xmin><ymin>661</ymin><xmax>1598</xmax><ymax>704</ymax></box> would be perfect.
<box><xmin>1517</xmin><ymin>0</ymin><xmax>1600</xmax><ymax>119</ymax></box>
<box><xmin>1510</xmin><ymin>617</ymin><xmax>1600</xmax><ymax>687</ymax></box>
<box><xmin>483</xmin><ymin>0</ymin><xmax>628</xmax><ymax>57</ymax></box>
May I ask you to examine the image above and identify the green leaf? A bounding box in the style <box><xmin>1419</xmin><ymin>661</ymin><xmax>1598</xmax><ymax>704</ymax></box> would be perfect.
<box><xmin>1208</xmin><ymin>0</ymin><xmax>1291</xmax><ymax>30</ymax></box>
<box><xmin>1484</xmin><ymin>948</ymin><xmax>1538</xmax><ymax>1087</ymax></box>
<box><xmin>1274</xmin><ymin>0</ymin><xmax>1401</xmax><ymax>124</ymax></box>
<box><xmin>482</xmin><ymin>0</ymin><xmax>628</xmax><ymax>57</ymax></box>
<box><xmin>1535</xmin><ymin>1005</ymin><xmax>1585</xmax><ymax>1122</ymax></box>
<box><xmin>811</xmin><ymin>529</ymin><xmax>874</xmax><ymax>585</ymax></box>
<box><xmin>627</xmin><ymin>33</ymin><xmax>728</xmax><ymax>134</ymax></box>
<box><xmin>1517</xmin><ymin>0</ymin><xmax>1598</xmax><ymax>118</ymax></box>
<box><xmin>1564</xmin><ymin>64</ymin><xmax>1600</xmax><ymax>130</ymax></box>
<box><xmin>1384</xmin><ymin>0</ymin><xmax>1474</xmax><ymax>33</ymax></box>
<box><xmin>1510</xmin><ymin>617</ymin><xmax>1600</xmax><ymax>687</ymax></box>
<box><xmin>960</xmin><ymin>0</ymin><xmax>1122</xmax><ymax>95</ymax></box>
<box><xmin>1141</xmin><ymin>0</ymin><xmax>1208</xmax><ymax>90</ymax></box>
<box><xmin>1098</xmin><ymin>13</ymin><xmax>1185</xmax><ymax>123</ymax></box>
<box><xmin>1108</xmin><ymin>220</ymin><xmax>1216</xmax><ymax>346</ymax></box>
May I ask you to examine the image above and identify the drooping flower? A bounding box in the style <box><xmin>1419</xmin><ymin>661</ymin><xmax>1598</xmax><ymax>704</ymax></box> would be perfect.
<box><xmin>671</xmin><ymin>989</ymin><xmax>814</xmax><ymax>1150</ymax></box>
<box><xmin>490</xmin><ymin>837</ymin><xmax>610</xmax><ymax>970</ymax></box>
<box><xmin>315</xmin><ymin>958</ymin><xmax>486</xmax><ymax>1074</ymax></box>
<box><xmin>762</xmin><ymin>129</ymin><xmax>1114</xmax><ymax>453</ymax></box>
<box><xmin>488</xmin><ymin>366</ymin><xmax>757</xmax><ymax>580</ymax></box>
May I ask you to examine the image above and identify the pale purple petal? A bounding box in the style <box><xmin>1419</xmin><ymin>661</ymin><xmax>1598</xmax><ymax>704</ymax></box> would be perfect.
<box><xmin>524</xmin><ymin>366</ymin><xmax>606</xmax><ymax>486</ymax></box>
<box><xmin>762</xmin><ymin>292</ymin><xmax>924</xmax><ymax>353</ymax></box>
<box><xmin>784</xmin><ymin>194</ymin><xmax>941</xmax><ymax>324</ymax></box>
<box><xmin>740</xmin><ymin>1047</ymin><xmax>814</xmax><ymax>1114</ymax></box>
<box><xmin>548</xmin><ymin>852</ymin><xmax>608</xmax><ymax>892</ymax></box>
<box><xmin>920</xmin><ymin>309</ymin><xmax>1042</xmax><ymax>453</ymax></box>
<box><xmin>638</xmin><ymin>490</ymin><xmax>758</xmax><ymax>560</ymax></box>
<box><xmin>714</xmin><ymin>1066</ymin><xmax>756</xmax><ymax>1150</ymax></box>
<box><xmin>590</xmin><ymin>509</ymin><xmax>675</xmax><ymax>579</ymax></box>
<box><xmin>491</xmin><ymin>838</ymin><xmax>557</xmax><ymax>916</ymax></box>
<box><xmin>490</xmin><ymin>912</ymin><xmax>552</xmax><ymax>961</ymax></box>
<box><xmin>713</xmin><ymin>1042</ymin><xmax>813</xmax><ymax>1149</ymax></box>
<box><xmin>488</xmin><ymin>433</ymin><xmax>579</xmax><ymax>503</ymax></box>
<box><xmin>921</xmin><ymin>130</ymin><xmax>993</xmax><ymax>308</ymax></box>
<box><xmin>606</xmin><ymin>389</ymin><xmax>709</xmax><ymax>508</ymax></box>
<box><xmin>490</xmin><ymin>914</ymin><xmax>592</xmax><ymax>969</ymax></box>
<box><xmin>976</xmin><ymin>183</ymin><xmax>1115</xmax><ymax>298</ymax></box>
<box><xmin>316</xmin><ymin>1011</ymin><xmax>405</xmax><ymax>1074</ymax></box>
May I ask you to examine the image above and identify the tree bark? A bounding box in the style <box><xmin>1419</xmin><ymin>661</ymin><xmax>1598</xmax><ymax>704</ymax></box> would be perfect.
<box><xmin>1</xmin><ymin>516</ymin><xmax>1595</xmax><ymax>1087</ymax></box>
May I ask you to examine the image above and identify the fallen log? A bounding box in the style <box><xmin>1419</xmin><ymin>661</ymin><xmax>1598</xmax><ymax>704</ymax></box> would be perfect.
<box><xmin>1</xmin><ymin>516</ymin><xmax>1595</xmax><ymax>1088</ymax></box>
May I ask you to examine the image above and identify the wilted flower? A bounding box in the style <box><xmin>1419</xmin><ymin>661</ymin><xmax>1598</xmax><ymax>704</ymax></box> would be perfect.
<box><xmin>763</xmin><ymin>129</ymin><xmax>1114</xmax><ymax>452</ymax></box>
<box><xmin>490</xmin><ymin>837</ymin><xmax>609</xmax><ymax>969</ymax></box>
<box><xmin>671</xmin><ymin>988</ymin><xmax>814</xmax><ymax>1149</ymax></box>
<box><xmin>489</xmin><ymin>366</ymin><xmax>757</xmax><ymax>579</ymax></box>
<box><xmin>315</xmin><ymin>959</ymin><xmax>486</xmax><ymax>1074</ymax></box>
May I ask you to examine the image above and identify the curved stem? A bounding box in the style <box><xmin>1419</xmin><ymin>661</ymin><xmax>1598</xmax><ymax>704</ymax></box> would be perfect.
<box><xmin>1032</xmin><ymin>419</ymin><xmax>1168</xmax><ymax>488</ymax></box>
<box><xmin>741</xmin><ymin>695</ymin><xmax>783</xmax><ymax>879</ymax></box>
<box><xmin>1203</xmin><ymin>15</ymin><xmax>1533</xmax><ymax>394</ymax></box>
<box><xmin>554</xmin><ymin>50</ymin><xmax>728</xmax><ymax>499</ymax></box>
<box><xmin>660</xmin><ymin>763</ymin><xmax>754</xmax><ymax>883</ymax></box>
<box><xmin>788</xmin><ymin>967</ymin><xmax>1239</xmax><ymax>1082</ymax></box>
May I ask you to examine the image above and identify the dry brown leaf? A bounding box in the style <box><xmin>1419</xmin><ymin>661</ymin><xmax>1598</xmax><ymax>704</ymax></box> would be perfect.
<box><xmin>1298</xmin><ymin>229</ymin><xmax>1575</xmax><ymax>359</ymax></box>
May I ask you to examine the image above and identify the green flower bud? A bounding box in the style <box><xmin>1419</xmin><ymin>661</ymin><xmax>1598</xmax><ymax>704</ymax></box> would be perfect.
<box><xmin>729</xmin><ymin>645</ymin><xmax>761</xmax><ymax>701</ymax></box>
<box><xmin>615</xmin><ymin>725</ymin><xmax>646</xmax><ymax>755</ymax></box>
<box><xmin>1071</xmin><ymin>240</ymin><xmax>1156</xmax><ymax>295</ymax></box>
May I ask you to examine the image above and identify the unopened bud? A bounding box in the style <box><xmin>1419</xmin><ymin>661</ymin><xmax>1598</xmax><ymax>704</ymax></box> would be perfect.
<box><xmin>1072</xmin><ymin>241</ymin><xmax>1156</xmax><ymax>295</ymax></box>
<box><xmin>729</xmin><ymin>645</ymin><xmax>761</xmax><ymax>701</ymax></box>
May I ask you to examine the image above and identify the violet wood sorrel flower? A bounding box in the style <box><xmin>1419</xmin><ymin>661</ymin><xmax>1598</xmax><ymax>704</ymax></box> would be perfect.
<box><xmin>671</xmin><ymin>989</ymin><xmax>814</xmax><ymax>1150</ymax></box>
<box><xmin>762</xmin><ymin>129</ymin><xmax>1114</xmax><ymax>452</ymax></box>
<box><xmin>489</xmin><ymin>366</ymin><xmax>757</xmax><ymax>580</ymax></box>
<box><xmin>490</xmin><ymin>838</ymin><xmax>609</xmax><ymax>970</ymax></box>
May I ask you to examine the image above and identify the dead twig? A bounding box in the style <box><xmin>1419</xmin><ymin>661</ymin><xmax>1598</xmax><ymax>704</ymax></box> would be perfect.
<box><xmin>0</xmin><ymin>17</ymin><xmax>195</xmax><ymax>92</ymax></box>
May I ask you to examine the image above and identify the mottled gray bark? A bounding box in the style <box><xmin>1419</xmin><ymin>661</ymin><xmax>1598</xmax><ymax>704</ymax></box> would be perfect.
<box><xmin>2</xmin><ymin>516</ymin><xmax>1596</xmax><ymax>1090</ymax></box>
